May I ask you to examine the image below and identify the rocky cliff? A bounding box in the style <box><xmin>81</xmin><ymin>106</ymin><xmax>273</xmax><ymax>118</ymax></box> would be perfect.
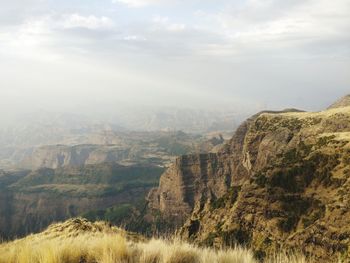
<box><xmin>146</xmin><ymin>98</ymin><xmax>350</xmax><ymax>261</ymax></box>
<box><xmin>15</xmin><ymin>131</ymin><xmax>225</xmax><ymax>170</ymax></box>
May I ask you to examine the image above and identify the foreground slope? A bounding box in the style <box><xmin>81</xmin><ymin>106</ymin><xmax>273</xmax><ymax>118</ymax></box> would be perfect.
<box><xmin>146</xmin><ymin>99</ymin><xmax>350</xmax><ymax>261</ymax></box>
<box><xmin>0</xmin><ymin>218</ymin><xmax>308</xmax><ymax>263</ymax></box>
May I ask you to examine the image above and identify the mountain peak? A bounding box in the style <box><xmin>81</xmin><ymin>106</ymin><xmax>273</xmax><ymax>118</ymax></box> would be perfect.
<box><xmin>327</xmin><ymin>94</ymin><xmax>350</xmax><ymax>109</ymax></box>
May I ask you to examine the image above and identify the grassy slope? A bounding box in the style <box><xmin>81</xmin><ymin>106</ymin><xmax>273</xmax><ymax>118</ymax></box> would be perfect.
<box><xmin>0</xmin><ymin>218</ymin><xmax>308</xmax><ymax>263</ymax></box>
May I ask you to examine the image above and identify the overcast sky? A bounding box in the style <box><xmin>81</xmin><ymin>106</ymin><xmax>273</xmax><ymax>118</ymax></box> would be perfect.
<box><xmin>0</xmin><ymin>0</ymin><xmax>349</xmax><ymax>119</ymax></box>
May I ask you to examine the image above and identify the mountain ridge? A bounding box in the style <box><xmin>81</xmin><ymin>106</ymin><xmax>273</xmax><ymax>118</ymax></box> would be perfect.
<box><xmin>144</xmin><ymin>101</ymin><xmax>350</xmax><ymax>261</ymax></box>
<box><xmin>327</xmin><ymin>95</ymin><xmax>350</xmax><ymax>109</ymax></box>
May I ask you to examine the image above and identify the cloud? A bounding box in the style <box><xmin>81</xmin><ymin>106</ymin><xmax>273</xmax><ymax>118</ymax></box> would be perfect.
<box><xmin>0</xmin><ymin>13</ymin><xmax>116</xmax><ymax>62</ymax></box>
<box><xmin>123</xmin><ymin>35</ymin><xmax>147</xmax><ymax>41</ymax></box>
<box><xmin>1</xmin><ymin>0</ymin><xmax>348</xmax><ymax>62</ymax></box>
<box><xmin>167</xmin><ymin>23</ymin><xmax>186</xmax><ymax>31</ymax></box>
<box><xmin>112</xmin><ymin>0</ymin><xmax>162</xmax><ymax>8</ymax></box>
<box><xmin>0</xmin><ymin>15</ymin><xmax>62</xmax><ymax>62</ymax></box>
<box><xmin>152</xmin><ymin>15</ymin><xmax>169</xmax><ymax>24</ymax></box>
<box><xmin>61</xmin><ymin>14</ymin><xmax>114</xmax><ymax>30</ymax></box>
<box><xmin>191</xmin><ymin>0</ymin><xmax>350</xmax><ymax>58</ymax></box>
<box><xmin>151</xmin><ymin>15</ymin><xmax>186</xmax><ymax>32</ymax></box>
<box><xmin>0</xmin><ymin>0</ymin><xmax>349</xmax><ymax>115</ymax></box>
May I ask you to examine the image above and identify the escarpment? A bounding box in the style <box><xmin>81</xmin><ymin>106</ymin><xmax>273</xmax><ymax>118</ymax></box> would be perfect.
<box><xmin>0</xmin><ymin>163</ymin><xmax>163</xmax><ymax>240</ymax></box>
<box><xmin>146</xmin><ymin>109</ymin><xmax>308</xmax><ymax>229</ymax></box>
<box><xmin>146</xmin><ymin>113</ymin><xmax>261</xmax><ymax>231</ymax></box>
<box><xmin>146</xmin><ymin>101</ymin><xmax>350</xmax><ymax>262</ymax></box>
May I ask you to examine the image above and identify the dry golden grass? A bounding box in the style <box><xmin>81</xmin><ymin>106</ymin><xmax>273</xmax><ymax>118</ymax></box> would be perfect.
<box><xmin>280</xmin><ymin>105</ymin><xmax>350</xmax><ymax>118</ymax></box>
<box><xmin>0</xmin><ymin>218</ymin><xmax>309</xmax><ymax>263</ymax></box>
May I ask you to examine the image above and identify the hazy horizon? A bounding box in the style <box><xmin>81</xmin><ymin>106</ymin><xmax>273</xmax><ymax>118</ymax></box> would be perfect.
<box><xmin>0</xmin><ymin>0</ymin><xmax>349</xmax><ymax>124</ymax></box>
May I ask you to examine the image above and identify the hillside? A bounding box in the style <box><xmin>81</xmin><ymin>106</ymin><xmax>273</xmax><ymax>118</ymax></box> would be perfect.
<box><xmin>0</xmin><ymin>218</ymin><xmax>306</xmax><ymax>263</ymax></box>
<box><xmin>328</xmin><ymin>94</ymin><xmax>350</xmax><ymax>109</ymax></box>
<box><xmin>145</xmin><ymin>98</ymin><xmax>350</xmax><ymax>262</ymax></box>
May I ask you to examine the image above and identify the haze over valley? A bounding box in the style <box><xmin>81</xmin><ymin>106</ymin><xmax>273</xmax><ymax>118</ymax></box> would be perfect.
<box><xmin>0</xmin><ymin>0</ymin><xmax>349</xmax><ymax>262</ymax></box>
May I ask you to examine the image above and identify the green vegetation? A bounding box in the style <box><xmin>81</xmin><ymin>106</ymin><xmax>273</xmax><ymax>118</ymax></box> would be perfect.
<box><xmin>253</xmin><ymin>172</ymin><xmax>268</xmax><ymax>187</ymax></box>
<box><xmin>278</xmin><ymin>196</ymin><xmax>311</xmax><ymax>232</ymax></box>
<box><xmin>222</xmin><ymin>228</ymin><xmax>252</xmax><ymax>246</ymax></box>
<box><xmin>0</xmin><ymin>170</ymin><xmax>29</xmax><ymax>190</ymax></box>
<box><xmin>82</xmin><ymin>199</ymin><xmax>160</xmax><ymax>236</ymax></box>
<box><xmin>210</xmin><ymin>186</ymin><xmax>241</xmax><ymax>210</ymax></box>
<box><xmin>301</xmin><ymin>202</ymin><xmax>325</xmax><ymax>228</ymax></box>
<box><xmin>251</xmin><ymin>143</ymin><xmax>340</xmax><ymax>233</ymax></box>
<box><xmin>83</xmin><ymin>204</ymin><xmax>133</xmax><ymax>225</ymax></box>
<box><xmin>267</xmin><ymin>143</ymin><xmax>341</xmax><ymax>193</ymax></box>
<box><xmin>201</xmin><ymin>227</ymin><xmax>252</xmax><ymax>248</ymax></box>
<box><xmin>254</xmin><ymin>115</ymin><xmax>303</xmax><ymax>132</ymax></box>
<box><xmin>316</xmin><ymin>135</ymin><xmax>336</xmax><ymax>148</ymax></box>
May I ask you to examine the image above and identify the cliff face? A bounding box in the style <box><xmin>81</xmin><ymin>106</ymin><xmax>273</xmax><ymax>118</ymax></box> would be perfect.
<box><xmin>147</xmin><ymin>103</ymin><xmax>350</xmax><ymax>261</ymax></box>
<box><xmin>146</xmin><ymin>115</ymin><xmax>253</xmax><ymax>230</ymax></box>
<box><xmin>20</xmin><ymin>145</ymin><xmax>130</xmax><ymax>169</ymax></box>
<box><xmin>0</xmin><ymin>190</ymin><xmax>143</xmax><ymax>239</ymax></box>
<box><xmin>0</xmin><ymin>163</ymin><xmax>163</xmax><ymax>240</ymax></box>
<box><xmin>16</xmin><ymin>131</ymin><xmax>225</xmax><ymax>170</ymax></box>
<box><xmin>147</xmin><ymin>153</ymin><xmax>227</xmax><ymax>228</ymax></box>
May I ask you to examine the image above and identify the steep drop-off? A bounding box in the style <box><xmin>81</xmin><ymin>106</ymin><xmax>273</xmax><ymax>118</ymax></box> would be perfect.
<box><xmin>147</xmin><ymin>98</ymin><xmax>350</xmax><ymax>261</ymax></box>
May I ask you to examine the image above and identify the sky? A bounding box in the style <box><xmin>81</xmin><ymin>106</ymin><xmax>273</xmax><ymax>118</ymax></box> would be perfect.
<box><xmin>0</xmin><ymin>0</ymin><xmax>349</xmax><ymax>120</ymax></box>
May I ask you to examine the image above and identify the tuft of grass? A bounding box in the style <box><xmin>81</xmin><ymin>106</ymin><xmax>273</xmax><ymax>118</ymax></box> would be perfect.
<box><xmin>265</xmin><ymin>252</ymin><xmax>309</xmax><ymax>263</ymax></box>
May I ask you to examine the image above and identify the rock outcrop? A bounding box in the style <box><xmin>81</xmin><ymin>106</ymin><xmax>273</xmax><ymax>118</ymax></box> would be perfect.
<box><xmin>147</xmin><ymin>101</ymin><xmax>350</xmax><ymax>262</ymax></box>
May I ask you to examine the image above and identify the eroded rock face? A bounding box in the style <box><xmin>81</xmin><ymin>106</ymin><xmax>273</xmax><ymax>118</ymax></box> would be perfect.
<box><xmin>147</xmin><ymin>153</ymin><xmax>229</xmax><ymax>228</ymax></box>
<box><xmin>147</xmin><ymin>105</ymin><xmax>350</xmax><ymax>261</ymax></box>
<box><xmin>145</xmin><ymin>115</ymin><xmax>258</xmax><ymax>231</ymax></box>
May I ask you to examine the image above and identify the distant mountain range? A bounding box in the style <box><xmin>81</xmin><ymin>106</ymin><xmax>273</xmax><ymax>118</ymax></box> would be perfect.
<box><xmin>0</xmin><ymin>106</ymin><xmax>251</xmax><ymax>148</ymax></box>
<box><xmin>0</xmin><ymin>106</ymin><xmax>241</xmax><ymax>170</ymax></box>
<box><xmin>111</xmin><ymin>107</ymin><xmax>250</xmax><ymax>133</ymax></box>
